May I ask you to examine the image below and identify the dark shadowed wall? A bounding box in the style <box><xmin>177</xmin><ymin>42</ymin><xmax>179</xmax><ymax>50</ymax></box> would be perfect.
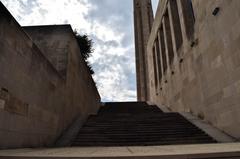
<box><xmin>0</xmin><ymin>2</ymin><xmax>100</xmax><ymax>149</ymax></box>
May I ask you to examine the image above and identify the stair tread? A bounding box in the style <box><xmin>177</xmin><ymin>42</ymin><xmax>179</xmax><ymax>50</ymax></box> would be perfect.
<box><xmin>71</xmin><ymin>102</ymin><xmax>216</xmax><ymax>147</ymax></box>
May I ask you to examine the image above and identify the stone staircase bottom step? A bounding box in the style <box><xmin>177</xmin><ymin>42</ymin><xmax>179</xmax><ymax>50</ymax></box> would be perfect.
<box><xmin>0</xmin><ymin>143</ymin><xmax>240</xmax><ymax>159</ymax></box>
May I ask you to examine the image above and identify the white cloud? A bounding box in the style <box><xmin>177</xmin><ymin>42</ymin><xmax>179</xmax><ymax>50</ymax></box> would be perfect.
<box><xmin>1</xmin><ymin>0</ymin><xmax>138</xmax><ymax>102</ymax></box>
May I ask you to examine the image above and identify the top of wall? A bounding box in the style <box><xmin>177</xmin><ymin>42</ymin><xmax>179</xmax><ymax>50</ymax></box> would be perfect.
<box><xmin>23</xmin><ymin>24</ymin><xmax>99</xmax><ymax>97</ymax></box>
<box><xmin>22</xmin><ymin>25</ymin><xmax>96</xmax><ymax>85</ymax></box>
<box><xmin>23</xmin><ymin>24</ymin><xmax>73</xmax><ymax>34</ymax></box>
<box><xmin>23</xmin><ymin>25</ymin><xmax>76</xmax><ymax>77</ymax></box>
<box><xmin>1</xmin><ymin>1</ymin><xmax>100</xmax><ymax>101</ymax></box>
<box><xmin>0</xmin><ymin>1</ymin><xmax>63</xmax><ymax>79</ymax></box>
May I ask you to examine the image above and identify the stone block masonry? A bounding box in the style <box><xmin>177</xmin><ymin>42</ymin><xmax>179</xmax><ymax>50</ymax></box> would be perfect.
<box><xmin>0</xmin><ymin>89</ymin><xmax>28</xmax><ymax>116</ymax></box>
<box><xmin>145</xmin><ymin>0</ymin><xmax>240</xmax><ymax>140</ymax></box>
<box><xmin>0</xmin><ymin>2</ymin><xmax>100</xmax><ymax>149</ymax></box>
<box><xmin>134</xmin><ymin>0</ymin><xmax>154</xmax><ymax>101</ymax></box>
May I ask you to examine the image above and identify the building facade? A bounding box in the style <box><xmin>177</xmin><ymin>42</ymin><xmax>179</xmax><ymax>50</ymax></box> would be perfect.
<box><xmin>135</xmin><ymin>0</ymin><xmax>240</xmax><ymax>140</ymax></box>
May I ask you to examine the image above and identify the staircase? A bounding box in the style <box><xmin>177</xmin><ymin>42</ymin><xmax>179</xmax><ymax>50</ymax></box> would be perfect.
<box><xmin>71</xmin><ymin>102</ymin><xmax>216</xmax><ymax>146</ymax></box>
<box><xmin>1</xmin><ymin>102</ymin><xmax>239</xmax><ymax>159</ymax></box>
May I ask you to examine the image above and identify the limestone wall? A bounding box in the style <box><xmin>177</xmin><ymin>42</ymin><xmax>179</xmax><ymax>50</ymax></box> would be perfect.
<box><xmin>0</xmin><ymin>2</ymin><xmax>100</xmax><ymax>149</ymax></box>
<box><xmin>134</xmin><ymin>0</ymin><xmax>154</xmax><ymax>101</ymax></box>
<box><xmin>23</xmin><ymin>25</ymin><xmax>69</xmax><ymax>77</ymax></box>
<box><xmin>147</xmin><ymin>0</ymin><xmax>240</xmax><ymax>139</ymax></box>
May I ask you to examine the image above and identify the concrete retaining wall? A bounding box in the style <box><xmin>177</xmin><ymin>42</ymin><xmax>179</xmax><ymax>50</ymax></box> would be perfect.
<box><xmin>0</xmin><ymin>2</ymin><xmax>100</xmax><ymax>149</ymax></box>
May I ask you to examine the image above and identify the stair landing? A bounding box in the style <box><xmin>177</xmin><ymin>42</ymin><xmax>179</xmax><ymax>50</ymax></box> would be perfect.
<box><xmin>0</xmin><ymin>143</ymin><xmax>240</xmax><ymax>158</ymax></box>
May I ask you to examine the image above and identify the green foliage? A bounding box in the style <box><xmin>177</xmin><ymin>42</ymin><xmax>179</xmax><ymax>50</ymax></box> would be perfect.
<box><xmin>85</xmin><ymin>60</ymin><xmax>95</xmax><ymax>75</ymax></box>
<box><xmin>75</xmin><ymin>32</ymin><xmax>95</xmax><ymax>75</ymax></box>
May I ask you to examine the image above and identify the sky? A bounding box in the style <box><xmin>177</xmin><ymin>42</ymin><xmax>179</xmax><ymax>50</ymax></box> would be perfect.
<box><xmin>1</xmin><ymin>0</ymin><xmax>159</xmax><ymax>102</ymax></box>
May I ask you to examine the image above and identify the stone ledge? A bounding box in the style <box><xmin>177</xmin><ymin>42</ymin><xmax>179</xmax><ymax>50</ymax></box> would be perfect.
<box><xmin>0</xmin><ymin>143</ymin><xmax>240</xmax><ymax>158</ymax></box>
<box><xmin>180</xmin><ymin>112</ymin><xmax>237</xmax><ymax>143</ymax></box>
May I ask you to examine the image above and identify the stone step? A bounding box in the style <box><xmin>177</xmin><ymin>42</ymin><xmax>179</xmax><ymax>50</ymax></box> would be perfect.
<box><xmin>87</xmin><ymin>116</ymin><xmax>188</xmax><ymax>121</ymax></box>
<box><xmin>81</xmin><ymin>123</ymin><xmax>200</xmax><ymax>126</ymax></box>
<box><xmin>1</xmin><ymin>143</ymin><xmax>240</xmax><ymax>159</ymax></box>
<box><xmin>72</xmin><ymin>140</ymin><xmax>215</xmax><ymax>147</ymax></box>
<box><xmin>79</xmin><ymin>127</ymin><xmax>201</xmax><ymax>132</ymax></box>
<box><xmin>89</xmin><ymin>112</ymin><xmax>183</xmax><ymax>117</ymax></box>
<box><xmin>71</xmin><ymin>102</ymin><xmax>216</xmax><ymax>147</ymax></box>
<box><xmin>77</xmin><ymin>130</ymin><xmax>208</xmax><ymax>136</ymax></box>
<box><xmin>79</xmin><ymin>127</ymin><xmax>202</xmax><ymax>132</ymax></box>
<box><xmin>74</xmin><ymin>136</ymin><xmax>214</xmax><ymax>142</ymax></box>
<box><xmin>84</xmin><ymin>120</ymin><xmax>196</xmax><ymax>125</ymax></box>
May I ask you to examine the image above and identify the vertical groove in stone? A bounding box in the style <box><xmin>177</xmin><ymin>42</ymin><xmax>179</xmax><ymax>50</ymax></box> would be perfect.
<box><xmin>156</xmin><ymin>36</ymin><xmax>162</xmax><ymax>85</ymax></box>
<box><xmin>169</xmin><ymin>0</ymin><xmax>183</xmax><ymax>52</ymax></box>
<box><xmin>180</xmin><ymin>0</ymin><xmax>195</xmax><ymax>40</ymax></box>
<box><xmin>160</xmin><ymin>26</ymin><xmax>167</xmax><ymax>74</ymax></box>
<box><xmin>163</xmin><ymin>12</ymin><xmax>174</xmax><ymax>66</ymax></box>
<box><xmin>152</xmin><ymin>44</ymin><xmax>158</xmax><ymax>90</ymax></box>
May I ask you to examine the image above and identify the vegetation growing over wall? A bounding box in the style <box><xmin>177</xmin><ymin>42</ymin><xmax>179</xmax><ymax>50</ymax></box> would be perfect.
<box><xmin>75</xmin><ymin>32</ymin><xmax>95</xmax><ymax>75</ymax></box>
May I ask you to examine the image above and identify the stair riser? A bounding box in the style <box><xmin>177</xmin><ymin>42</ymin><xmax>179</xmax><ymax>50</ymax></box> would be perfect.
<box><xmin>72</xmin><ymin>103</ymin><xmax>216</xmax><ymax>147</ymax></box>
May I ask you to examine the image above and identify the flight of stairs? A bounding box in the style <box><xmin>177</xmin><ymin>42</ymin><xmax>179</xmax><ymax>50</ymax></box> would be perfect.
<box><xmin>71</xmin><ymin>102</ymin><xmax>216</xmax><ymax>147</ymax></box>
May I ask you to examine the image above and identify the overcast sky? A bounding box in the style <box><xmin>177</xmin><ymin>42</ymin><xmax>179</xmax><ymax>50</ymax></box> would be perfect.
<box><xmin>1</xmin><ymin>0</ymin><xmax>159</xmax><ymax>102</ymax></box>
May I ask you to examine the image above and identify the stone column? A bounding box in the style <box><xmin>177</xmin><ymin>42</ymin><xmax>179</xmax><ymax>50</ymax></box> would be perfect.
<box><xmin>152</xmin><ymin>43</ymin><xmax>158</xmax><ymax>91</ymax></box>
<box><xmin>134</xmin><ymin>0</ymin><xmax>154</xmax><ymax>101</ymax></box>
<box><xmin>168</xmin><ymin>0</ymin><xmax>183</xmax><ymax>55</ymax></box>
<box><xmin>157</xmin><ymin>31</ymin><xmax>164</xmax><ymax>82</ymax></box>
<box><xmin>177</xmin><ymin>0</ymin><xmax>195</xmax><ymax>41</ymax></box>
<box><xmin>163</xmin><ymin>13</ymin><xmax>174</xmax><ymax>70</ymax></box>
<box><xmin>159</xmin><ymin>26</ymin><xmax>167</xmax><ymax>75</ymax></box>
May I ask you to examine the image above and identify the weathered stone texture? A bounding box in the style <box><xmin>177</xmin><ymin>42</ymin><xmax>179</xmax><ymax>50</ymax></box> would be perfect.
<box><xmin>23</xmin><ymin>26</ymin><xmax>69</xmax><ymax>77</ymax></box>
<box><xmin>0</xmin><ymin>2</ymin><xmax>100</xmax><ymax>149</ymax></box>
<box><xmin>134</xmin><ymin>0</ymin><xmax>154</xmax><ymax>101</ymax></box>
<box><xmin>146</xmin><ymin>0</ymin><xmax>240</xmax><ymax>139</ymax></box>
